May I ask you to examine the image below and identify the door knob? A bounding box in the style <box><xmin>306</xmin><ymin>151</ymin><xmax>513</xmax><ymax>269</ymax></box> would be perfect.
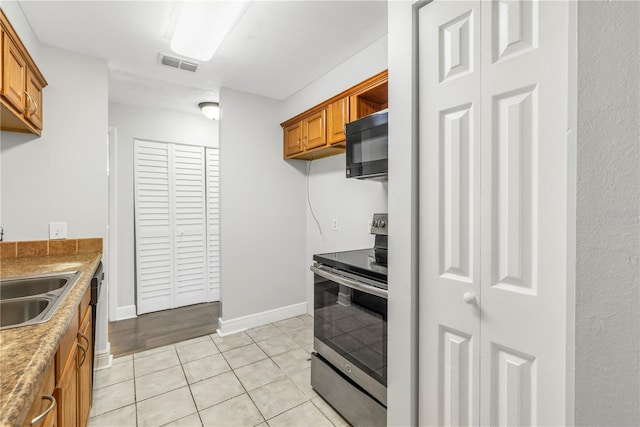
<box><xmin>463</xmin><ymin>292</ymin><xmax>477</xmax><ymax>305</ymax></box>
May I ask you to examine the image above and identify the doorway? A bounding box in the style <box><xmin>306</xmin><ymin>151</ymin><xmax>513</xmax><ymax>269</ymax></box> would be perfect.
<box><xmin>134</xmin><ymin>139</ymin><xmax>220</xmax><ymax>315</ymax></box>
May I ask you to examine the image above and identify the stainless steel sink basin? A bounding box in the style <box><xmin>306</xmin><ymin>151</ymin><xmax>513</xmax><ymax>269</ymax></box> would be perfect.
<box><xmin>0</xmin><ymin>271</ymin><xmax>81</xmax><ymax>330</ymax></box>
<box><xmin>0</xmin><ymin>277</ymin><xmax>68</xmax><ymax>300</ymax></box>
<box><xmin>0</xmin><ymin>298</ymin><xmax>52</xmax><ymax>328</ymax></box>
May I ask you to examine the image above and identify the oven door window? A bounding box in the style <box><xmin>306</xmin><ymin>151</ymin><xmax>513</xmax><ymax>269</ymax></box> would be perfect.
<box><xmin>314</xmin><ymin>276</ymin><xmax>387</xmax><ymax>387</ymax></box>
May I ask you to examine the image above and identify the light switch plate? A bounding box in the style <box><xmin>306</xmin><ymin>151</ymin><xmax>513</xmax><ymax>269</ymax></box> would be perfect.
<box><xmin>49</xmin><ymin>222</ymin><xmax>67</xmax><ymax>240</ymax></box>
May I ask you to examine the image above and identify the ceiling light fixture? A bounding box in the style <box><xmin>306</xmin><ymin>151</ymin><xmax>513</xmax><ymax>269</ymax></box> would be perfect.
<box><xmin>199</xmin><ymin>102</ymin><xmax>220</xmax><ymax>120</ymax></box>
<box><xmin>170</xmin><ymin>1</ymin><xmax>249</xmax><ymax>62</ymax></box>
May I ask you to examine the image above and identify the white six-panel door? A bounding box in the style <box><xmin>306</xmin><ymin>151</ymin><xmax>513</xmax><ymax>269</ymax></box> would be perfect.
<box><xmin>418</xmin><ymin>1</ymin><xmax>569</xmax><ymax>425</ymax></box>
<box><xmin>419</xmin><ymin>1</ymin><xmax>482</xmax><ymax>425</ymax></box>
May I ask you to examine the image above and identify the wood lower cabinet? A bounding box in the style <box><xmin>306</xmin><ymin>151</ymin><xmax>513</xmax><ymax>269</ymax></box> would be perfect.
<box><xmin>281</xmin><ymin>70</ymin><xmax>387</xmax><ymax>160</ymax></box>
<box><xmin>22</xmin><ymin>361</ymin><xmax>57</xmax><ymax>427</ymax></box>
<box><xmin>77</xmin><ymin>306</ymin><xmax>92</xmax><ymax>427</ymax></box>
<box><xmin>55</xmin><ymin>343</ymin><xmax>78</xmax><ymax>427</ymax></box>
<box><xmin>28</xmin><ymin>284</ymin><xmax>94</xmax><ymax>427</ymax></box>
<box><xmin>0</xmin><ymin>9</ymin><xmax>47</xmax><ymax>136</ymax></box>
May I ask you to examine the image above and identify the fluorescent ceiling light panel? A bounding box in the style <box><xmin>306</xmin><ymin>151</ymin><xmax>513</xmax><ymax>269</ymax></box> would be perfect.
<box><xmin>171</xmin><ymin>1</ymin><xmax>248</xmax><ymax>62</ymax></box>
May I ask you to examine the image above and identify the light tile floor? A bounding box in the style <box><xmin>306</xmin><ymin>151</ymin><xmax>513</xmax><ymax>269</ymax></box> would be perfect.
<box><xmin>88</xmin><ymin>315</ymin><xmax>350</xmax><ymax>427</ymax></box>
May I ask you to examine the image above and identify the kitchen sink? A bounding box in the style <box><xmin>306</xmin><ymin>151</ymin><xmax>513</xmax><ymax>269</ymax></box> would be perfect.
<box><xmin>0</xmin><ymin>271</ymin><xmax>81</xmax><ymax>330</ymax></box>
<box><xmin>0</xmin><ymin>277</ymin><xmax>68</xmax><ymax>300</ymax></box>
<box><xmin>0</xmin><ymin>298</ymin><xmax>52</xmax><ymax>328</ymax></box>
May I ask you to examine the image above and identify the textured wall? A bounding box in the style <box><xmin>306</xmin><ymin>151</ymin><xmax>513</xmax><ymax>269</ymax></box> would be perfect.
<box><xmin>218</xmin><ymin>88</ymin><xmax>307</xmax><ymax>321</ymax></box>
<box><xmin>576</xmin><ymin>1</ymin><xmax>640</xmax><ymax>425</ymax></box>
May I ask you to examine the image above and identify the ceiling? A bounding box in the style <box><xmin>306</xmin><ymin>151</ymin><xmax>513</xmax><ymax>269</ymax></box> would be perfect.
<box><xmin>19</xmin><ymin>1</ymin><xmax>388</xmax><ymax>116</ymax></box>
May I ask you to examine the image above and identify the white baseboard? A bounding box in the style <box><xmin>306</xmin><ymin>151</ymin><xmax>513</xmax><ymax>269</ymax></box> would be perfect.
<box><xmin>217</xmin><ymin>302</ymin><xmax>307</xmax><ymax>337</ymax></box>
<box><xmin>116</xmin><ymin>305</ymin><xmax>137</xmax><ymax>320</ymax></box>
<box><xmin>95</xmin><ymin>342</ymin><xmax>113</xmax><ymax>370</ymax></box>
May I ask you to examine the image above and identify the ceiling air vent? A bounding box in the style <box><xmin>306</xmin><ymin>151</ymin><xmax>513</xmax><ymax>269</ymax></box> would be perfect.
<box><xmin>159</xmin><ymin>54</ymin><xmax>199</xmax><ymax>73</ymax></box>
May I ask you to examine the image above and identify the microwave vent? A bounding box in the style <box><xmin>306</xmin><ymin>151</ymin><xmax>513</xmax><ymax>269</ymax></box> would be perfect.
<box><xmin>159</xmin><ymin>54</ymin><xmax>199</xmax><ymax>72</ymax></box>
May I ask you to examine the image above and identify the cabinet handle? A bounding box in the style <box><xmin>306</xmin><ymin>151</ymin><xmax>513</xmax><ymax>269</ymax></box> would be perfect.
<box><xmin>24</xmin><ymin>91</ymin><xmax>38</xmax><ymax>118</ymax></box>
<box><xmin>79</xmin><ymin>331</ymin><xmax>90</xmax><ymax>349</ymax></box>
<box><xmin>77</xmin><ymin>341</ymin><xmax>87</xmax><ymax>368</ymax></box>
<box><xmin>24</xmin><ymin>91</ymin><xmax>32</xmax><ymax>115</ymax></box>
<box><xmin>303</xmin><ymin>136</ymin><xmax>307</xmax><ymax>148</ymax></box>
<box><xmin>31</xmin><ymin>394</ymin><xmax>56</xmax><ymax>426</ymax></box>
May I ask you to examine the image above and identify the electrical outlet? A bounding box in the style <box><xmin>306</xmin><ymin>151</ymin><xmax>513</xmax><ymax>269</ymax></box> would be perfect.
<box><xmin>49</xmin><ymin>222</ymin><xmax>67</xmax><ymax>240</ymax></box>
<box><xmin>332</xmin><ymin>219</ymin><xmax>338</xmax><ymax>231</ymax></box>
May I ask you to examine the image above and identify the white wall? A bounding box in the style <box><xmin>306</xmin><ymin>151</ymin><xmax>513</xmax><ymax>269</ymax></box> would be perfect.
<box><xmin>0</xmin><ymin>2</ymin><xmax>109</xmax><ymax>351</ymax></box>
<box><xmin>575</xmin><ymin>1</ymin><xmax>640</xmax><ymax>425</ymax></box>
<box><xmin>218</xmin><ymin>88</ymin><xmax>307</xmax><ymax>322</ymax></box>
<box><xmin>387</xmin><ymin>3</ymin><xmax>418</xmax><ymax>426</ymax></box>
<box><xmin>108</xmin><ymin>103</ymin><xmax>219</xmax><ymax>319</ymax></box>
<box><xmin>282</xmin><ymin>36</ymin><xmax>389</xmax><ymax>314</ymax></box>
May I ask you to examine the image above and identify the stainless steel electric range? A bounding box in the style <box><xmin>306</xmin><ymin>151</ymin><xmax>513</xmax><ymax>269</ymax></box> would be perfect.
<box><xmin>310</xmin><ymin>213</ymin><xmax>388</xmax><ymax>427</ymax></box>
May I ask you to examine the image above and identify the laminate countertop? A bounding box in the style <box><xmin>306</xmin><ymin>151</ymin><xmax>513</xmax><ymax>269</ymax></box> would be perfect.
<box><xmin>0</xmin><ymin>252</ymin><xmax>102</xmax><ymax>426</ymax></box>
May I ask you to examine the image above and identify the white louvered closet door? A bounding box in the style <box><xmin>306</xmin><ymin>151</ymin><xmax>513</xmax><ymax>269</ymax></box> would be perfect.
<box><xmin>135</xmin><ymin>140</ymin><xmax>212</xmax><ymax>314</ymax></box>
<box><xmin>206</xmin><ymin>148</ymin><xmax>221</xmax><ymax>302</ymax></box>
<box><xmin>172</xmin><ymin>144</ymin><xmax>209</xmax><ymax>308</ymax></box>
<box><xmin>134</xmin><ymin>140</ymin><xmax>175</xmax><ymax>314</ymax></box>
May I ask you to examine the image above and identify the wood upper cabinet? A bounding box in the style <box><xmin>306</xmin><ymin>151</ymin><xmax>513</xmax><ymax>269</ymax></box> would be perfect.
<box><xmin>302</xmin><ymin>109</ymin><xmax>326</xmax><ymax>150</ymax></box>
<box><xmin>283</xmin><ymin>110</ymin><xmax>328</xmax><ymax>158</ymax></box>
<box><xmin>25</xmin><ymin>67</ymin><xmax>44</xmax><ymax>130</ymax></box>
<box><xmin>284</xmin><ymin>121</ymin><xmax>303</xmax><ymax>157</ymax></box>
<box><xmin>0</xmin><ymin>9</ymin><xmax>47</xmax><ymax>136</ymax></box>
<box><xmin>281</xmin><ymin>70</ymin><xmax>387</xmax><ymax>161</ymax></box>
<box><xmin>2</xmin><ymin>31</ymin><xmax>26</xmax><ymax>112</ymax></box>
<box><xmin>349</xmin><ymin>75</ymin><xmax>388</xmax><ymax>121</ymax></box>
<box><xmin>327</xmin><ymin>97</ymin><xmax>349</xmax><ymax>145</ymax></box>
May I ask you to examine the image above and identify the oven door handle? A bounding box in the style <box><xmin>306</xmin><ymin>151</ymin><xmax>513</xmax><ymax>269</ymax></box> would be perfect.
<box><xmin>310</xmin><ymin>265</ymin><xmax>388</xmax><ymax>299</ymax></box>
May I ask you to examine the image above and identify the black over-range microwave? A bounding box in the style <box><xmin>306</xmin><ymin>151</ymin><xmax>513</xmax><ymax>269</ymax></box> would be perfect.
<box><xmin>345</xmin><ymin>109</ymin><xmax>388</xmax><ymax>180</ymax></box>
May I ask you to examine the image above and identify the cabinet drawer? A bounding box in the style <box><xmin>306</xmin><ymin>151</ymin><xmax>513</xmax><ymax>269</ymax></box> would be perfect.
<box><xmin>55</xmin><ymin>314</ymin><xmax>79</xmax><ymax>380</ymax></box>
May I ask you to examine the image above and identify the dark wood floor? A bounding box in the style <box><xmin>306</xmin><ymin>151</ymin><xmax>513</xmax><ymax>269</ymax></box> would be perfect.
<box><xmin>109</xmin><ymin>302</ymin><xmax>220</xmax><ymax>357</ymax></box>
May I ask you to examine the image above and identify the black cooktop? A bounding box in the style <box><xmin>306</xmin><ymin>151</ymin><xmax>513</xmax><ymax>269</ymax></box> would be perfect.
<box><xmin>313</xmin><ymin>248</ymin><xmax>387</xmax><ymax>283</ymax></box>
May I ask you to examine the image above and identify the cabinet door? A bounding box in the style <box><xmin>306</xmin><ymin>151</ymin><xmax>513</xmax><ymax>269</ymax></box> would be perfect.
<box><xmin>2</xmin><ymin>32</ymin><xmax>26</xmax><ymax>113</ymax></box>
<box><xmin>22</xmin><ymin>361</ymin><xmax>56</xmax><ymax>427</ymax></box>
<box><xmin>303</xmin><ymin>110</ymin><xmax>326</xmax><ymax>150</ymax></box>
<box><xmin>327</xmin><ymin>98</ymin><xmax>349</xmax><ymax>145</ymax></box>
<box><xmin>25</xmin><ymin>68</ymin><xmax>43</xmax><ymax>130</ymax></box>
<box><xmin>284</xmin><ymin>122</ymin><xmax>303</xmax><ymax>157</ymax></box>
<box><xmin>77</xmin><ymin>307</ymin><xmax>92</xmax><ymax>427</ymax></box>
<box><xmin>54</xmin><ymin>345</ymin><xmax>77</xmax><ymax>427</ymax></box>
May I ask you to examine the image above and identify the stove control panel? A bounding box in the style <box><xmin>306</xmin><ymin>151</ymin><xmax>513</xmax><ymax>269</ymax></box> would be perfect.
<box><xmin>370</xmin><ymin>213</ymin><xmax>388</xmax><ymax>236</ymax></box>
